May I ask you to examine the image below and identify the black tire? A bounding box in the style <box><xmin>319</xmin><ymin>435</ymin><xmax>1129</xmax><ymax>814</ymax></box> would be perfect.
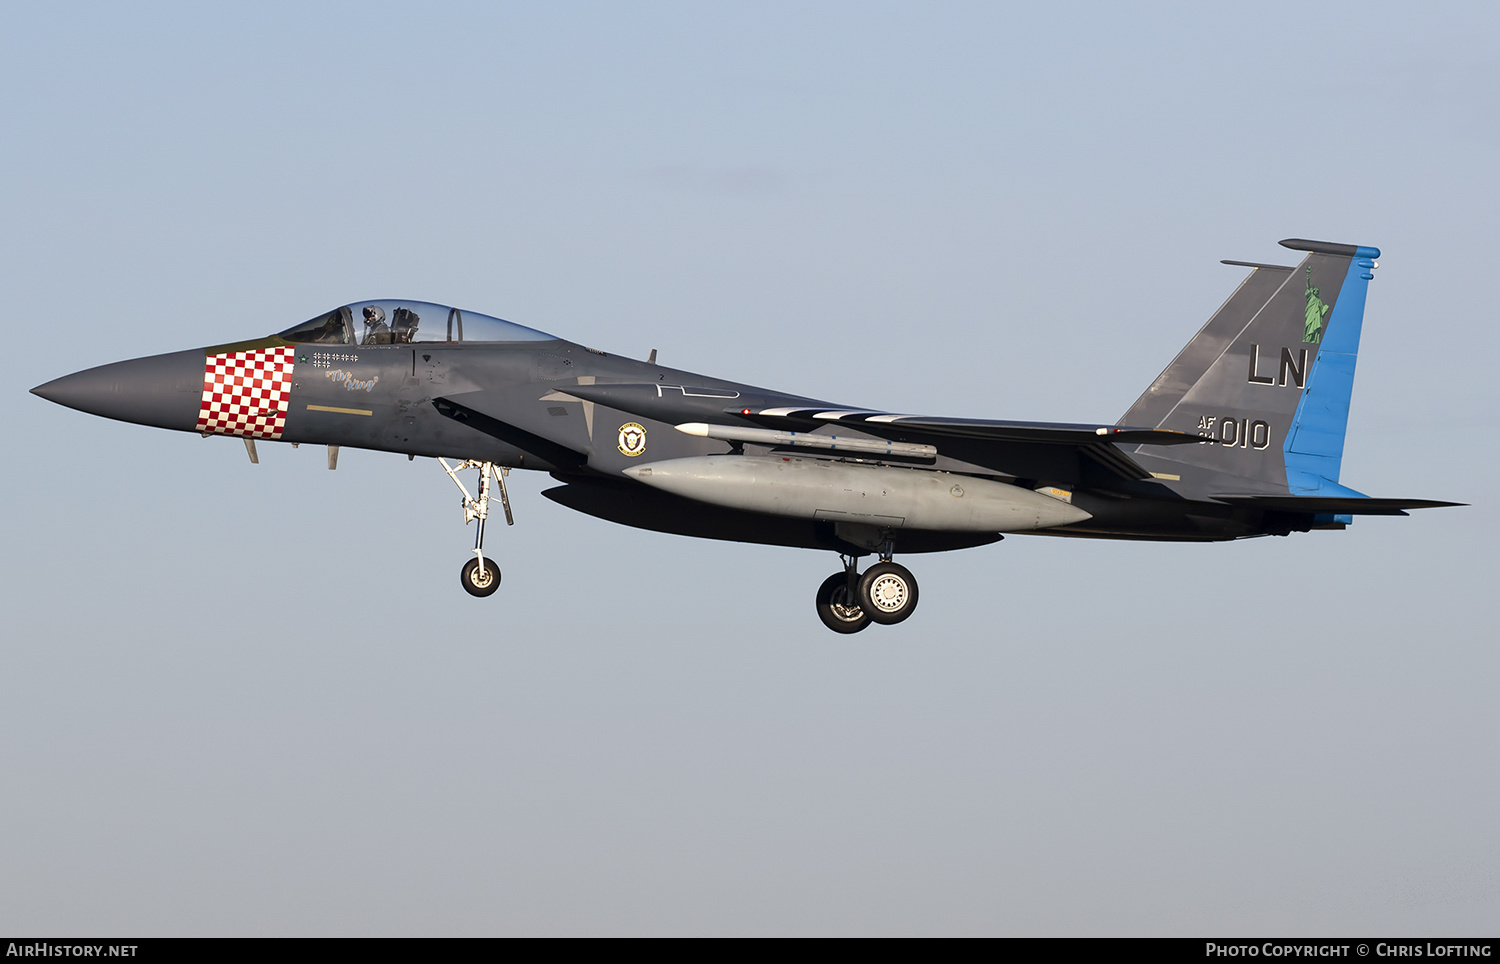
<box><xmin>857</xmin><ymin>562</ymin><xmax>918</xmax><ymax>625</ymax></box>
<box><xmin>815</xmin><ymin>572</ymin><xmax>870</xmax><ymax>634</ymax></box>
<box><xmin>461</xmin><ymin>557</ymin><xmax>502</xmax><ymax>597</ymax></box>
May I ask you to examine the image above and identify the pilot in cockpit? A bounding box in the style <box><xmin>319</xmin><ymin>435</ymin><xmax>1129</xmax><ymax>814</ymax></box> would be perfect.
<box><xmin>362</xmin><ymin>305</ymin><xmax>391</xmax><ymax>345</ymax></box>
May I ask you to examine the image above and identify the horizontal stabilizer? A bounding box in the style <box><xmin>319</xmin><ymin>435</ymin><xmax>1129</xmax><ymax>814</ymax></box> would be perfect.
<box><xmin>1212</xmin><ymin>494</ymin><xmax>1464</xmax><ymax>515</ymax></box>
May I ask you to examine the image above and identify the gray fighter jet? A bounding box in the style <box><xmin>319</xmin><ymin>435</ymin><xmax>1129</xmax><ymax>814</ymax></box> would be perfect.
<box><xmin>32</xmin><ymin>238</ymin><xmax>1459</xmax><ymax>632</ymax></box>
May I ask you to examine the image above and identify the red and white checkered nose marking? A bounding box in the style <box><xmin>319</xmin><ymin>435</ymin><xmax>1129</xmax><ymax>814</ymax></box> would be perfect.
<box><xmin>195</xmin><ymin>346</ymin><xmax>295</xmax><ymax>439</ymax></box>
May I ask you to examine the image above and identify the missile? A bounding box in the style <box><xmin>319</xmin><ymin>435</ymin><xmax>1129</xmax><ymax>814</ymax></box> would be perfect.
<box><xmin>622</xmin><ymin>455</ymin><xmax>1092</xmax><ymax>532</ymax></box>
<box><xmin>553</xmin><ymin>382</ymin><xmax>830</xmax><ymax>426</ymax></box>
<box><xmin>674</xmin><ymin>421</ymin><xmax>937</xmax><ymax>459</ymax></box>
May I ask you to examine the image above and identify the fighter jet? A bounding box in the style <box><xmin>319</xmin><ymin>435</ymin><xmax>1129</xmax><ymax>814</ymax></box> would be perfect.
<box><xmin>31</xmin><ymin>238</ymin><xmax>1459</xmax><ymax>632</ymax></box>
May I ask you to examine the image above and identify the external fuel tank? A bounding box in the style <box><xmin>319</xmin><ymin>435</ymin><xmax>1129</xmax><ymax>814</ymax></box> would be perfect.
<box><xmin>622</xmin><ymin>456</ymin><xmax>1091</xmax><ymax>532</ymax></box>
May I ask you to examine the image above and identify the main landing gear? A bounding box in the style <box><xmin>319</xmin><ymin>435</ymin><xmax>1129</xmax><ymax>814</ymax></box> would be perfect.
<box><xmin>440</xmin><ymin>458</ymin><xmax>513</xmax><ymax>597</ymax></box>
<box><xmin>814</xmin><ymin>550</ymin><xmax>920</xmax><ymax>633</ymax></box>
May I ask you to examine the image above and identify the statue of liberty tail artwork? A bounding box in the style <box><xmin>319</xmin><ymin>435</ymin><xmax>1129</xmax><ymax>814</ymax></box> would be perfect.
<box><xmin>1304</xmin><ymin>265</ymin><xmax>1331</xmax><ymax>342</ymax></box>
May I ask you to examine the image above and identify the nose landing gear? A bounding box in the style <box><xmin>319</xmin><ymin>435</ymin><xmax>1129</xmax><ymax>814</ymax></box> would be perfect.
<box><xmin>439</xmin><ymin>458</ymin><xmax>513</xmax><ymax>598</ymax></box>
<box><xmin>814</xmin><ymin>549</ymin><xmax>919</xmax><ymax>633</ymax></box>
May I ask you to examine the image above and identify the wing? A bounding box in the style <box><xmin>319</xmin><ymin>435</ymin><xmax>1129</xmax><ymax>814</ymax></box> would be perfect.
<box><xmin>555</xmin><ymin>382</ymin><xmax>1202</xmax><ymax>482</ymax></box>
<box><xmin>737</xmin><ymin>406</ymin><xmax>1201</xmax><ymax>481</ymax></box>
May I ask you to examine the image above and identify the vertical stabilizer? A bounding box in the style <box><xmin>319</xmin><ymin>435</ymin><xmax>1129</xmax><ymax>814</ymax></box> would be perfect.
<box><xmin>1122</xmin><ymin>239</ymin><xmax>1380</xmax><ymax>494</ymax></box>
<box><xmin>1121</xmin><ymin>260</ymin><xmax>1293</xmax><ymax>427</ymax></box>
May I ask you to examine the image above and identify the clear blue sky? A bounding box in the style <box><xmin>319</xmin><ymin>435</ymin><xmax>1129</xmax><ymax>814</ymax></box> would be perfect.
<box><xmin>2</xmin><ymin>1</ymin><xmax>1497</xmax><ymax>935</ymax></box>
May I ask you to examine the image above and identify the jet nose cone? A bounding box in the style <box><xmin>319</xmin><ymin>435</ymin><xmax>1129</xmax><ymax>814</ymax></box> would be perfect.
<box><xmin>29</xmin><ymin>377</ymin><xmax>66</xmax><ymax>404</ymax></box>
<box><xmin>32</xmin><ymin>349</ymin><xmax>206</xmax><ymax>432</ymax></box>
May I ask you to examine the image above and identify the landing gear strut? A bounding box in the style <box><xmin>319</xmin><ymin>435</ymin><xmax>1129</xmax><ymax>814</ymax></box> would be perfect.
<box><xmin>440</xmin><ymin>458</ymin><xmax>513</xmax><ymax>598</ymax></box>
<box><xmin>813</xmin><ymin>546</ymin><xmax>920</xmax><ymax>632</ymax></box>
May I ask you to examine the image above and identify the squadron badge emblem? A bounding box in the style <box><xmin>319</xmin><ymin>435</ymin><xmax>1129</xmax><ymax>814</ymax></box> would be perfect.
<box><xmin>617</xmin><ymin>422</ymin><xmax>647</xmax><ymax>457</ymax></box>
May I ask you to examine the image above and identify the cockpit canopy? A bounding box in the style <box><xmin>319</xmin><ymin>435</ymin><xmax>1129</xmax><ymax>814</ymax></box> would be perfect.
<box><xmin>279</xmin><ymin>301</ymin><xmax>557</xmax><ymax>346</ymax></box>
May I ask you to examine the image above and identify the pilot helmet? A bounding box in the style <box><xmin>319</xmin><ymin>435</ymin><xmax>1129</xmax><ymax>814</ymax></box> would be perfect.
<box><xmin>363</xmin><ymin>305</ymin><xmax>387</xmax><ymax>325</ymax></box>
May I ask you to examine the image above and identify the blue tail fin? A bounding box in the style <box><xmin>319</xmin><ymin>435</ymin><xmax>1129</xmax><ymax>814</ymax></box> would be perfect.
<box><xmin>1280</xmin><ymin>241</ymin><xmax>1379</xmax><ymax>494</ymax></box>
<box><xmin>1120</xmin><ymin>238</ymin><xmax>1380</xmax><ymax>495</ymax></box>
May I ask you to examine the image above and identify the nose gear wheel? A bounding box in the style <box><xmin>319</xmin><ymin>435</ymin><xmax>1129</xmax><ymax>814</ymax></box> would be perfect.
<box><xmin>461</xmin><ymin>557</ymin><xmax>502</xmax><ymax>596</ymax></box>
